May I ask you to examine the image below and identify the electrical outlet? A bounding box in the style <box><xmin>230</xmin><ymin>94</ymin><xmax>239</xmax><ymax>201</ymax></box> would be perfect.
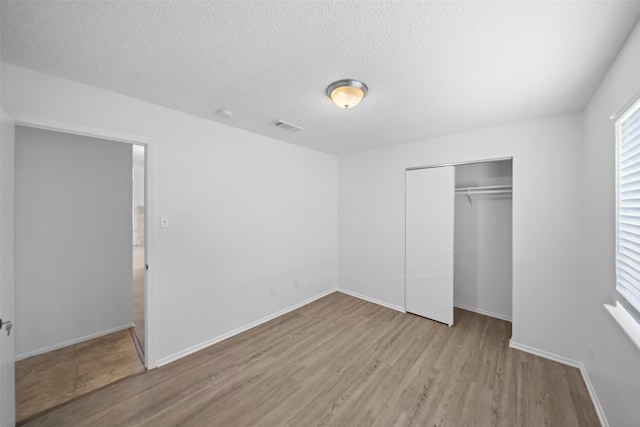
<box><xmin>294</xmin><ymin>279</ymin><xmax>299</xmax><ymax>288</ymax></box>
<box><xmin>269</xmin><ymin>286</ymin><xmax>275</xmax><ymax>296</ymax></box>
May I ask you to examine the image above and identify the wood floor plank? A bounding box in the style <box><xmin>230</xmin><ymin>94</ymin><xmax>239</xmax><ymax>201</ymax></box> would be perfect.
<box><xmin>22</xmin><ymin>292</ymin><xmax>600</xmax><ymax>427</ymax></box>
<box><xmin>132</xmin><ymin>245</ymin><xmax>145</xmax><ymax>353</ymax></box>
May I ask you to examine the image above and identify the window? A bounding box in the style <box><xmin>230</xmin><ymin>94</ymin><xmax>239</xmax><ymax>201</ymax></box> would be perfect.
<box><xmin>616</xmin><ymin>96</ymin><xmax>640</xmax><ymax>323</ymax></box>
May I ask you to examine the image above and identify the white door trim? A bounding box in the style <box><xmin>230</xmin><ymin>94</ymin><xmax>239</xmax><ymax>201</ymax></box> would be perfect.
<box><xmin>1</xmin><ymin>109</ymin><xmax>16</xmax><ymax>427</ymax></box>
<box><xmin>13</xmin><ymin>115</ymin><xmax>151</xmax><ymax>145</ymax></box>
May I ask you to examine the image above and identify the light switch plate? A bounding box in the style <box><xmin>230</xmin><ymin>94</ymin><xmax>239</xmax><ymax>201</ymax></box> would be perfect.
<box><xmin>160</xmin><ymin>215</ymin><xmax>170</xmax><ymax>228</ymax></box>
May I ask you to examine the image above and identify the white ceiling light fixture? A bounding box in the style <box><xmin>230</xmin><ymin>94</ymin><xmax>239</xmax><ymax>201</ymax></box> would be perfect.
<box><xmin>326</xmin><ymin>79</ymin><xmax>368</xmax><ymax>109</ymax></box>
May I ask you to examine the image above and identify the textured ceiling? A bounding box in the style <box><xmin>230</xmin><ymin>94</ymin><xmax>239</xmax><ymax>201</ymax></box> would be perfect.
<box><xmin>2</xmin><ymin>1</ymin><xmax>640</xmax><ymax>155</ymax></box>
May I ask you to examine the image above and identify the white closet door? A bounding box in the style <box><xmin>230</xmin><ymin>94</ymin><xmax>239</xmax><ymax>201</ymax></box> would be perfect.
<box><xmin>405</xmin><ymin>166</ymin><xmax>455</xmax><ymax>326</ymax></box>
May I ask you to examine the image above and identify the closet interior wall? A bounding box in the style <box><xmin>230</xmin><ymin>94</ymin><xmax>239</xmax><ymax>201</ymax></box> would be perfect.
<box><xmin>454</xmin><ymin>160</ymin><xmax>513</xmax><ymax>321</ymax></box>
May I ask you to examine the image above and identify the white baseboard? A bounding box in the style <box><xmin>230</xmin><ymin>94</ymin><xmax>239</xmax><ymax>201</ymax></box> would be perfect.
<box><xmin>16</xmin><ymin>323</ymin><xmax>134</xmax><ymax>361</ymax></box>
<box><xmin>579</xmin><ymin>363</ymin><xmax>609</xmax><ymax>427</ymax></box>
<box><xmin>509</xmin><ymin>339</ymin><xmax>582</xmax><ymax>368</ymax></box>
<box><xmin>509</xmin><ymin>340</ymin><xmax>608</xmax><ymax>427</ymax></box>
<box><xmin>454</xmin><ymin>303</ymin><xmax>512</xmax><ymax>322</ymax></box>
<box><xmin>337</xmin><ymin>288</ymin><xmax>406</xmax><ymax>313</ymax></box>
<box><xmin>156</xmin><ymin>288</ymin><xmax>337</xmax><ymax>368</ymax></box>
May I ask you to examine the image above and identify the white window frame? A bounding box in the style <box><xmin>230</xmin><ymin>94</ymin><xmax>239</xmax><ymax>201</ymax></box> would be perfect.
<box><xmin>615</xmin><ymin>95</ymin><xmax>640</xmax><ymax>324</ymax></box>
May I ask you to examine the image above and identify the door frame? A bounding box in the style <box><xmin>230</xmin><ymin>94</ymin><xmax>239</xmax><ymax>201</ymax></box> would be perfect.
<box><xmin>1</xmin><ymin>109</ymin><xmax>16</xmax><ymax>427</ymax></box>
<box><xmin>405</xmin><ymin>156</ymin><xmax>514</xmax><ymax>323</ymax></box>
<box><xmin>406</xmin><ymin>156</ymin><xmax>513</xmax><ymax>171</ymax></box>
<box><xmin>12</xmin><ymin>114</ymin><xmax>157</xmax><ymax>369</ymax></box>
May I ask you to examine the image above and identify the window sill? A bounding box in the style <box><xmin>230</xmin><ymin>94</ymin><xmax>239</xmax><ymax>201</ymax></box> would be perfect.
<box><xmin>604</xmin><ymin>302</ymin><xmax>640</xmax><ymax>352</ymax></box>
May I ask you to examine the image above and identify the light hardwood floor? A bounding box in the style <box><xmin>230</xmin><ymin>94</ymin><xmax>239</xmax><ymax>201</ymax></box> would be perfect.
<box><xmin>22</xmin><ymin>292</ymin><xmax>599</xmax><ymax>426</ymax></box>
<box><xmin>16</xmin><ymin>329</ymin><xmax>145</xmax><ymax>424</ymax></box>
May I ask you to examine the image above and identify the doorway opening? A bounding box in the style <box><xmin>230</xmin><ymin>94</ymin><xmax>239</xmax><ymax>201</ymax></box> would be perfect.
<box><xmin>405</xmin><ymin>158</ymin><xmax>513</xmax><ymax>326</ymax></box>
<box><xmin>453</xmin><ymin>159</ymin><xmax>513</xmax><ymax>322</ymax></box>
<box><xmin>13</xmin><ymin>126</ymin><xmax>148</xmax><ymax>423</ymax></box>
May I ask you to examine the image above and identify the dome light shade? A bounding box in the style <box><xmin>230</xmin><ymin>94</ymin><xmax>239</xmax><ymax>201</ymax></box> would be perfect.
<box><xmin>326</xmin><ymin>79</ymin><xmax>368</xmax><ymax>109</ymax></box>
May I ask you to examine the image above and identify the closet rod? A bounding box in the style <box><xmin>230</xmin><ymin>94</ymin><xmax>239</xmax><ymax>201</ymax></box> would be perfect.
<box><xmin>454</xmin><ymin>185</ymin><xmax>512</xmax><ymax>192</ymax></box>
<box><xmin>455</xmin><ymin>185</ymin><xmax>512</xmax><ymax>204</ymax></box>
<box><xmin>454</xmin><ymin>190</ymin><xmax>512</xmax><ymax>195</ymax></box>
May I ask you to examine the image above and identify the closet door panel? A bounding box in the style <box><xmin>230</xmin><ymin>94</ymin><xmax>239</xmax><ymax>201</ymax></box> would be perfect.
<box><xmin>405</xmin><ymin>166</ymin><xmax>455</xmax><ymax>326</ymax></box>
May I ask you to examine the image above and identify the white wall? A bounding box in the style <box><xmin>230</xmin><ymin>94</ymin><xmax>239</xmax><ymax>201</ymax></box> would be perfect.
<box><xmin>15</xmin><ymin>126</ymin><xmax>133</xmax><ymax>358</ymax></box>
<box><xmin>1</xmin><ymin>63</ymin><xmax>338</xmax><ymax>365</ymax></box>
<box><xmin>338</xmin><ymin>113</ymin><xmax>585</xmax><ymax>360</ymax></box>
<box><xmin>582</xmin><ymin>21</ymin><xmax>640</xmax><ymax>427</ymax></box>
<box><xmin>454</xmin><ymin>161</ymin><xmax>512</xmax><ymax>320</ymax></box>
<box><xmin>3</xmin><ymin>25</ymin><xmax>639</xmax><ymax>423</ymax></box>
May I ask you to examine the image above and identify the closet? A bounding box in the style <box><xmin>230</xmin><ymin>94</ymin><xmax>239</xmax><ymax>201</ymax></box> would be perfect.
<box><xmin>405</xmin><ymin>159</ymin><xmax>513</xmax><ymax>326</ymax></box>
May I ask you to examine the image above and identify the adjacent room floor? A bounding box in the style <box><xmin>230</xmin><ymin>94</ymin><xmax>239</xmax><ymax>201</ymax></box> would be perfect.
<box><xmin>15</xmin><ymin>329</ymin><xmax>145</xmax><ymax>424</ymax></box>
<box><xmin>21</xmin><ymin>292</ymin><xmax>599</xmax><ymax>426</ymax></box>
<box><xmin>15</xmin><ymin>245</ymin><xmax>146</xmax><ymax>424</ymax></box>
<box><xmin>132</xmin><ymin>244</ymin><xmax>145</xmax><ymax>353</ymax></box>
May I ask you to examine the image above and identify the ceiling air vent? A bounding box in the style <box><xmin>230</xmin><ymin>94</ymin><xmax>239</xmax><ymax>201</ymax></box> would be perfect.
<box><xmin>271</xmin><ymin>120</ymin><xmax>303</xmax><ymax>132</ymax></box>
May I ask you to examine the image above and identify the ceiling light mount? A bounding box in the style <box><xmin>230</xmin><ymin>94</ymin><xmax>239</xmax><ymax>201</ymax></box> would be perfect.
<box><xmin>326</xmin><ymin>79</ymin><xmax>368</xmax><ymax>109</ymax></box>
<box><xmin>215</xmin><ymin>108</ymin><xmax>233</xmax><ymax>119</ymax></box>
